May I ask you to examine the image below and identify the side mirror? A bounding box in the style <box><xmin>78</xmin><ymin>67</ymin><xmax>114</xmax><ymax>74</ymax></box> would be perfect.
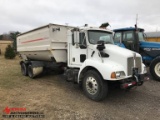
<box><xmin>79</xmin><ymin>32</ymin><xmax>87</xmax><ymax>49</ymax></box>
<box><xmin>71</xmin><ymin>28</ymin><xmax>79</xmax><ymax>46</ymax></box>
<box><xmin>74</xmin><ymin>31</ymin><xmax>79</xmax><ymax>43</ymax></box>
<box><xmin>74</xmin><ymin>31</ymin><xmax>79</xmax><ymax>48</ymax></box>
<box><xmin>144</xmin><ymin>33</ymin><xmax>147</xmax><ymax>40</ymax></box>
<box><xmin>97</xmin><ymin>41</ymin><xmax>105</xmax><ymax>51</ymax></box>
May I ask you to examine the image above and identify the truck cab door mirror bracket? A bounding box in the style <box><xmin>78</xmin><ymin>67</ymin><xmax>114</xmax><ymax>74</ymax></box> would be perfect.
<box><xmin>97</xmin><ymin>41</ymin><xmax>105</xmax><ymax>51</ymax></box>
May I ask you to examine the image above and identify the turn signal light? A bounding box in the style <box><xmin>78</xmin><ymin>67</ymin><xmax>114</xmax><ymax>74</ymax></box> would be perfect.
<box><xmin>111</xmin><ymin>72</ymin><xmax>116</xmax><ymax>78</ymax></box>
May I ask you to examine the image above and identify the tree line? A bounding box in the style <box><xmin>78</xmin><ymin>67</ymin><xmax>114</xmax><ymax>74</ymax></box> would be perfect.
<box><xmin>0</xmin><ymin>31</ymin><xmax>20</xmax><ymax>59</ymax></box>
<box><xmin>0</xmin><ymin>31</ymin><xmax>20</xmax><ymax>51</ymax></box>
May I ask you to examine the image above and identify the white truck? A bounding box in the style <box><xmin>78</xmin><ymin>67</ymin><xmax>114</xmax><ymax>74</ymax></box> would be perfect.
<box><xmin>17</xmin><ymin>23</ymin><xmax>147</xmax><ymax>101</ymax></box>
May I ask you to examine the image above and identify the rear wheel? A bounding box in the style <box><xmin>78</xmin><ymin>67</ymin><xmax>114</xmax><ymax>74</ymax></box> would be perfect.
<box><xmin>150</xmin><ymin>57</ymin><xmax>160</xmax><ymax>81</ymax></box>
<box><xmin>28</xmin><ymin>64</ymin><xmax>34</xmax><ymax>79</ymax></box>
<box><xmin>21</xmin><ymin>62</ymin><xmax>28</xmax><ymax>76</ymax></box>
<box><xmin>83</xmin><ymin>70</ymin><xmax>108</xmax><ymax>101</ymax></box>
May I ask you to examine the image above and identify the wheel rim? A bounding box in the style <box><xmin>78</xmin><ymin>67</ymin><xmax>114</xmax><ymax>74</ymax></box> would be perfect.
<box><xmin>154</xmin><ymin>62</ymin><xmax>160</xmax><ymax>77</ymax></box>
<box><xmin>86</xmin><ymin>77</ymin><xmax>98</xmax><ymax>95</ymax></box>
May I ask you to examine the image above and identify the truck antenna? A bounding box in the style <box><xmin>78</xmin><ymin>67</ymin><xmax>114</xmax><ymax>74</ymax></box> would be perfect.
<box><xmin>135</xmin><ymin>14</ymin><xmax>138</xmax><ymax>31</ymax></box>
<box><xmin>136</xmin><ymin>14</ymin><xmax>138</xmax><ymax>26</ymax></box>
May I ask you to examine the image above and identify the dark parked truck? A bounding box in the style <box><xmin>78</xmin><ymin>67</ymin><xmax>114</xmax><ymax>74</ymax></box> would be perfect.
<box><xmin>113</xmin><ymin>27</ymin><xmax>160</xmax><ymax>81</ymax></box>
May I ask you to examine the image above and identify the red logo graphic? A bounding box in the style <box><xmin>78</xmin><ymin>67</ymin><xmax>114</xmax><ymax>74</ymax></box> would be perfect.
<box><xmin>3</xmin><ymin>107</ymin><xmax>10</xmax><ymax>114</ymax></box>
<box><xmin>3</xmin><ymin>106</ymin><xmax>26</xmax><ymax>114</ymax></box>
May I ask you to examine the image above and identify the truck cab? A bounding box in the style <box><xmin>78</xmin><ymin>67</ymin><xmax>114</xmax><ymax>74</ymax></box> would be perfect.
<box><xmin>113</xmin><ymin>27</ymin><xmax>160</xmax><ymax>81</ymax></box>
<box><xmin>67</xmin><ymin>27</ymin><xmax>114</xmax><ymax>67</ymax></box>
<box><xmin>66</xmin><ymin>26</ymin><xmax>147</xmax><ymax>100</ymax></box>
<box><xmin>114</xmin><ymin>27</ymin><xmax>146</xmax><ymax>52</ymax></box>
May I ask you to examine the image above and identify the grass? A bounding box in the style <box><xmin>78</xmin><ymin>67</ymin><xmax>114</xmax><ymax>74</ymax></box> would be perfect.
<box><xmin>0</xmin><ymin>55</ymin><xmax>42</xmax><ymax>118</ymax></box>
<box><xmin>0</xmin><ymin>55</ymin><xmax>81</xmax><ymax>119</ymax></box>
<box><xmin>0</xmin><ymin>56</ymin><xmax>31</xmax><ymax>89</ymax></box>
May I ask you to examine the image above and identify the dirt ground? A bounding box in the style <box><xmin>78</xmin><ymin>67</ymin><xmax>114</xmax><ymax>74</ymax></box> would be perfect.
<box><xmin>0</xmin><ymin>56</ymin><xmax>160</xmax><ymax>120</ymax></box>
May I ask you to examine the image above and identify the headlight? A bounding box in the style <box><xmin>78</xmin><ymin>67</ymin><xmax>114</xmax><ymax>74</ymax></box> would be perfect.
<box><xmin>143</xmin><ymin>66</ymin><xmax>147</xmax><ymax>73</ymax></box>
<box><xmin>116</xmin><ymin>72</ymin><xmax>121</xmax><ymax>77</ymax></box>
<box><xmin>111</xmin><ymin>71</ymin><xmax>125</xmax><ymax>79</ymax></box>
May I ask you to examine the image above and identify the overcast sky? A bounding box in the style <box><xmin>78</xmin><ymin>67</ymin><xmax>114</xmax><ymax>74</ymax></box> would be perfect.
<box><xmin>0</xmin><ymin>0</ymin><xmax>160</xmax><ymax>34</ymax></box>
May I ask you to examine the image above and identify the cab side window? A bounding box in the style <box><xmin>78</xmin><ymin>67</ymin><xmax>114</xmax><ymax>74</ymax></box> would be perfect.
<box><xmin>114</xmin><ymin>32</ymin><xmax>122</xmax><ymax>42</ymax></box>
<box><xmin>79</xmin><ymin>32</ymin><xmax>87</xmax><ymax>49</ymax></box>
<box><xmin>72</xmin><ymin>33</ymin><xmax>75</xmax><ymax>45</ymax></box>
<box><xmin>79</xmin><ymin>32</ymin><xmax>86</xmax><ymax>45</ymax></box>
<box><xmin>123</xmin><ymin>31</ymin><xmax>134</xmax><ymax>41</ymax></box>
<box><xmin>122</xmin><ymin>31</ymin><xmax>135</xmax><ymax>50</ymax></box>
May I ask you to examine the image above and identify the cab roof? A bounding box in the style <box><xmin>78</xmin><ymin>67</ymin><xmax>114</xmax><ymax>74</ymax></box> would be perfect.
<box><xmin>113</xmin><ymin>27</ymin><xmax>144</xmax><ymax>32</ymax></box>
<box><xmin>81</xmin><ymin>27</ymin><xmax>113</xmax><ymax>33</ymax></box>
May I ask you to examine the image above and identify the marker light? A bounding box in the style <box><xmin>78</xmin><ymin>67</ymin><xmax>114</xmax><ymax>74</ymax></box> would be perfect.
<box><xmin>111</xmin><ymin>72</ymin><xmax>116</xmax><ymax>78</ymax></box>
<box><xmin>111</xmin><ymin>71</ymin><xmax>125</xmax><ymax>79</ymax></box>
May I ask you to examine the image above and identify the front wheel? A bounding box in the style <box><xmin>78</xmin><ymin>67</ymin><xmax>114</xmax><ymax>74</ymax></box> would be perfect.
<box><xmin>150</xmin><ymin>57</ymin><xmax>160</xmax><ymax>81</ymax></box>
<box><xmin>83</xmin><ymin>70</ymin><xmax>108</xmax><ymax>101</ymax></box>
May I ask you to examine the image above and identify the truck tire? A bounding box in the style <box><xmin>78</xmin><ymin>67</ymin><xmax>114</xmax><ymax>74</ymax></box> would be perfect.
<box><xmin>83</xmin><ymin>70</ymin><xmax>108</xmax><ymax>101</ymax></box>
<box><xmin>21</xmin><ymin>62</ymin><xmax>28</xmax><ymax>76</ymax></box>
<box><xmin>28</xmin><ymin>64</ymin><xmax>34</xmax><ymax>79</ymax></box>
<box><xmin>150</xmin><ymin>57</ymin><xmax>160</xmax><ymax>81</ymax></box>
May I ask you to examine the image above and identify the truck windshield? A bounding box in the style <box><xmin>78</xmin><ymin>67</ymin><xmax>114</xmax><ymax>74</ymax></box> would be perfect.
<box><xmin>88</xmin><ymin>30</ymin><xmax>114</xmax><ymax>44</ymax></box>
<box><xmin>138</xmin><ymin>32</ymin><xmax>145</xmax><ymax>41</ymax></box>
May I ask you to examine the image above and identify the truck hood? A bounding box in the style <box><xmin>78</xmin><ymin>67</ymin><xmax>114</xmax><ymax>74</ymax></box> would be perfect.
<box><xmin>103</xmin><ymin>44</ymin><xmax>141</xmax><ymax>58</ymax></box>
<box><xmin>93</xmin><ymin>44</ymin><xmax>142</xmax><ymax>76</ymax></box>
<box><xmin>140</xmin><ymin>41</ymin><xmax>160</xmax><ymax>48</ymax></box>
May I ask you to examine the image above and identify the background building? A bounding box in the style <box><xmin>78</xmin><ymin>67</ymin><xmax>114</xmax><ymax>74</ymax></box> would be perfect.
<box><xmin>145</xmin><ymin>32</ymin><xmax>160</xmax><ymax>42</ymax></box>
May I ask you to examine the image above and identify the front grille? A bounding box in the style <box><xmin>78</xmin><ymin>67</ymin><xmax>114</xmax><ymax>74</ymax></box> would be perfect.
<box><xmin>127</xmin><ymin>57</ymin><xmax>142</xmax><ymax>76</ymax></box>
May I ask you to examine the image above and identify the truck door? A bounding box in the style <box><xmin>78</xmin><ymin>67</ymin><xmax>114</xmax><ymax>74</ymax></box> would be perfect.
<box><xmin>122</xmin><ymin>31</ymin><xmax>136</xmax><ymax>51</ymax></box>
<box><xmin>68</xmin><ymin>31</ymin><xmax>87</xmax><ymax>67</ymax></box>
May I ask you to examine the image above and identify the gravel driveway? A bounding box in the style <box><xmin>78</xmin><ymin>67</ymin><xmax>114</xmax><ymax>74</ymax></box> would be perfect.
<box><xmin>0</xmin><ymin>56</ymin><xmax>160</xmax><ymax>120</ymax></box>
